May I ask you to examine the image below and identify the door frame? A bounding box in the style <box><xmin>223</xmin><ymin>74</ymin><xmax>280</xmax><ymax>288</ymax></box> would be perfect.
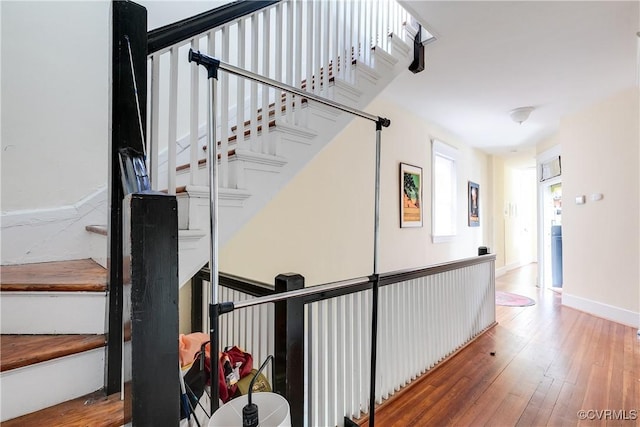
<box><xmin>536</xmin><ymin>145</ymin><xmax>562</xmax><ymax>288</ymax></box>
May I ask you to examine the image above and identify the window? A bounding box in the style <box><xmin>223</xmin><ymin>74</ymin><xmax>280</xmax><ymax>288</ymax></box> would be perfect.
<box><xmin>432</xmin><ymin>140</ymin><xmax>458</xmax><ymax>242</ymax></box>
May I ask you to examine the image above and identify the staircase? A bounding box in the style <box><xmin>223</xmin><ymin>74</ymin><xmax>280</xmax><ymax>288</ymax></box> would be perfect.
<box><xmin>147</xmin><ymin>0</ymin><xmax>417</xmax><ymax>284</ymax></box>
<box><xmin>0</xmin><ymin>260</ymin><xmax>121</xmax><ymax>425</ymax></box>
<box><xmin>0</xmin><ymin>0</ymin><xmax>419</xmax><ymax>423</ymax></box>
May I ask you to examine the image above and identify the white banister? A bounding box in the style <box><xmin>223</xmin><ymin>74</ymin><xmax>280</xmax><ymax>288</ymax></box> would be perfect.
<box><xmin>250</xmin><ymin>13</ymin><xmax>259</xmax><ymax>152</ymax></box>
<box><xmin>285</xmin><ymin>1</ymin><xmax>294</xmax><ymax>124</ymax></box>
<box><xmin>237</xmin><ymin>17</ymin><xmax>246</xmax><ymax>147</ymax></box>
<box><xmin>167</xmin><ymin>46</ymin><xmax>178</xmax><ymax>195</ymax></box>
<box><xmin>261</xmin><ymin>10</ymin><xmax>270</xmax><ymax>154</ymax></box>
<box><xmin>149</xmin><ymin>54</ymin><xmax>160</xmax><ymax>191</ymax></box>
<box><xmin>274</xmin><ymin>3</ymin><xmax>283</xmax><ymax>123</ymax></box>
<box><xmin>189</xmin><ymin>39</ymin><xmax>199</xmax><ymax>186</ymax></box>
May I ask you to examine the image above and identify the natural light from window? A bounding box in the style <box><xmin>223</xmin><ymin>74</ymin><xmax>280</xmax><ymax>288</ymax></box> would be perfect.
<box><xmin>432</xmin><ymin>140</ymin><xmax>458</xmax><ymax>242</ymax></box>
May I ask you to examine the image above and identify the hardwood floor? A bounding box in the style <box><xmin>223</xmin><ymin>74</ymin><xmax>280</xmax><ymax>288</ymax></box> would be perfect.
<box><xmin>358</xmin><ymin>264</ymin><xmax>640</xmax><ymax>427</ymax></box>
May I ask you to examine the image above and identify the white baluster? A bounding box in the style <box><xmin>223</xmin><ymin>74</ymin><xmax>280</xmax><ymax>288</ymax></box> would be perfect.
<box><xmin>323</xmin><ymin>1</ymin><xmax>330</xmax><ymax>93</ymax></box>
<box><xmin>338</xmin><ymin>0</ymin><xmax>345</xmax><ymax>78</ymax></box>
<box><xmin>189</xmin><ymin>39</ymin><xmax>200</xmax><ymax>187</ymax></box>
<box><xmin>261</xmin><ymin>9</ymin><xmax>270</xmax><ymax>154</ymax></box>
<box><xmin>285</xmin><ymin>1</ymin><xmax>294</xmax><ymax>124</ymax></box>
<box><xmin>274</xmin><ymin>3</ymin><xmax>283</xmax><ymax>123</ymax></box>
<box><xmin>330</xmin><ymin>0</ymin><xmax>336</xmax><ymax>79</ymax></box>
<box><xmin>305</xmin><ymin>0</ymin><xmax>313</xmax><ymax>96</ymax></box>
<box><xmin>355</xmin><ymin>0</ymin><xmax>362</xmax><ymax>64</ymax></box>
<box><xmin>344</xmin><ymin>293</ymin><xmax>354</xmax><ymax>417</ymax></box>
<box><xmin>308</xmin><ymin>303</ymin><xmax>318</xmax><ymax>426</ymax></box>
<box><xmin>361</xmin><ymin>289</ymin><xmax>370</xmax><ymax>413</ymax></box>
<box><xmin>167</xmin><ymin>46</ymin><xmax>178</xmax><ymax>195</ymax></box>
<box><xmin>313</xmin><ymin>1</ymin><xmax>321</xmax><ymax>95</ymax></box>
<box><xmin>250</xmin><ymin>13</ymin><xmax>259</xmax><ymax>152</ymax></box>
<box><xmin>326</xmin><ymin>299</ymin><xmax>336</xmax><ymax>426</ymax></box>
<box><xmin>294</xmin><ymin>0</ymin><xmax>303</xmax><ymax>124</ymax></box>
<box><xmin>219</xmin><ymin>25</ymin><xmax>230</xmax><ymax>187</ymax></box>
<box><xmin>149</xmin><ymin>54</ymin><xmax>160</xmax><ymax>191</ymax></box>
<box><xmin>236</xmin><ymin>17</ymin><xmax>246</xmax><ymax>151</ymax></box>
<box><xmin>336</xmin><ymin>295</ymin><xmax>345</xmax><ymax>424</ymax></box>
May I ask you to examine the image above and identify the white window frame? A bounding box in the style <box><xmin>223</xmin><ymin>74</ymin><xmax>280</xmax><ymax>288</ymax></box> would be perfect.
<box><xmin>431</xmin><ymin>139</ymin><xmax>458</xmax><ymax>243</ymax></box>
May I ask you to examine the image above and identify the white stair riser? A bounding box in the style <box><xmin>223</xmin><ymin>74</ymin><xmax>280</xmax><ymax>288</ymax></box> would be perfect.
<box><xmin>0</xmin><ymin>348</ymin><xmax>105</xmax><ymax>422</ymax></box>
<box><xmin>88</xmin><ymin>229</ymin><xmax>108</xmax><ymax>269</ymax></box>
<box><xmin>0</xmin><ymin>292</ymin><xmax>106</xmax><ymax>334</ymax></box>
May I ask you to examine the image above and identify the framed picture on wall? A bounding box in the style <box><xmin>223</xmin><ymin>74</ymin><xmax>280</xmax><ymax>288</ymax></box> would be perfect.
<box><xmin>400</xmin><ymin>163</ymin><xmax>423</xmax><ymax>228</ymax></box>
<box><xmin>468</xmin><ymin>181</ymin><xmax>480</xmax><ymax>227</ymax></box>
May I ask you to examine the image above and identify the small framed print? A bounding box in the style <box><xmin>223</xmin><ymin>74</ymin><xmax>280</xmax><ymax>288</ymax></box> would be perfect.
<box><xmin>400</xmin><ymin>163</ymin><xmax>423</xmax><ymax>228</ymax></box>
<box><xmin>468</xmin><ymin>181</ymin><xmax>480</xmax><ymax>227</ymax></box>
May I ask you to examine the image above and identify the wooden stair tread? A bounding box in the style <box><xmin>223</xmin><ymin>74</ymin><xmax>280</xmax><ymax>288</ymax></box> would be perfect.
<box><xmin>1</xmin><ymin>386</ymin><xmax>129</xmax><ymax>427</ymax></box>
<box><xmin>0</xmin><ymin>259</ymin><xmax>107</xmax><ymax>292</ymax></box>
<box><xmin>0</xmin><ymin>334</ymin><xmax>107</xmax><ymax>372</ymax></box>
<box><xmin>85</xmin><ymin>225</ymin><xmax>107</xmax><ymax>236</ymax></box>
<box><xmin>176</xmin><ymin>148</ymin><xmax>237</xmax><ymax>173</ymax></box>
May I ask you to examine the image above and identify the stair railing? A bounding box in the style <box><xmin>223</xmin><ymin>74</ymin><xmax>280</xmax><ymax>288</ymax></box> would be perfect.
<box><xmin>145</xmin><ymin>0</ymin><xmax>413</xmax><ymax>194</ymax></box>
<box><xmin>196</xmin><ymin>254</ymin><xmax>497</xmax><ymax>427</ymax></box>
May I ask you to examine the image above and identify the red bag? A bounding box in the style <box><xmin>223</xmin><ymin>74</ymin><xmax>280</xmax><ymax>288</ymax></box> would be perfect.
<box><xmin>203</xmin><ymin>344</ymin><xmax>253</xmax><ymax>403</ymax></box>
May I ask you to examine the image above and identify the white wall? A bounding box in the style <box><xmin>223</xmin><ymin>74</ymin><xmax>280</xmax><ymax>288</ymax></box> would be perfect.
<box><xmin>556</xmin><ymin>87</ymin><xmax>639</xmax><ymax>326</ymax></box>
<box><xmin>1</xmin><ymin>1</ymin><xmax>111</xmax><ymax>211</ymax></box>
<box><xmin>220</xmin><ymin>96</ymin><xmax>491</xmax><ymax>286</ymax></box>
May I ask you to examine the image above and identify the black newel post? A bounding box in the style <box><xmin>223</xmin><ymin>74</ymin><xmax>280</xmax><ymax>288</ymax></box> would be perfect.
<box><xmin>127</xmin><ymin>193</ymin><xmax>179</xmax><ymax>425</ymax></box>
<box><xmin>108</xmin><ymin>0</ymin><xmax>147</xmax><ymax>396</ymax></box>
<box><xmin>274</xmin><ymin>273</ymin><xmax>305</xmax><ymax>427</ymax></box>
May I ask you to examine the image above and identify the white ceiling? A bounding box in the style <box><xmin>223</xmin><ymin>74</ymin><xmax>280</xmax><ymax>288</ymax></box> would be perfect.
<box><xmin>387</xmin><ymin>1</ymin><xmax>639</xmax><ymax>156</ymax></box>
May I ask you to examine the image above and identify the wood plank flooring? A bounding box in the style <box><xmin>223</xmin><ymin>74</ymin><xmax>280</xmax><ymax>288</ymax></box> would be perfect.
<box><xmin>356</xmin><ymin>264</ymin><xmax>640</xmax><ymax>427</ymax></box>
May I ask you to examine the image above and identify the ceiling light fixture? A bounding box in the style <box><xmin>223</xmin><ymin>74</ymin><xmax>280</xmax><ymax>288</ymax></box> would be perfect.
<box><xmin>509</xmin><ymin>106</ymin><xmax>535</xmax><ymax>124</ymax></box>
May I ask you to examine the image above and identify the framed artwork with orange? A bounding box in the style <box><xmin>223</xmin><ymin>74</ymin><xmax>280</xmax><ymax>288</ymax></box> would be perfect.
<box><xmin>400</xmin><ymin>163</ymin><xmax>423</xmax><ymax>228</ymax></box>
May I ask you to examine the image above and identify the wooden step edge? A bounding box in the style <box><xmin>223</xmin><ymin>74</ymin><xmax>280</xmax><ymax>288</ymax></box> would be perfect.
<box><xmin>0</xmin><ymin>334</ymin><xmax>107</xmax><ymax>372</ymax></box>
<box><xmin>241</xmin><ymin>120</ymin><xmax>276</xmax><ymax>138</ymax></box>
<box><xmin>175</xmin><ymin>148</ymin><xmax>239</xmax><ymax>174</ymax></box>
<box><xmin>1</xmin><ymin>384</ymin><xmax>130</xmax><ymax>427</ymax></box>
<box><xmin>0</xmin><ymin>282</ymin><xmax>107</xmax><ymax>292</ymax></box>
<box><xmin>85</xmin><ymin>225</ymin><xmax>107</xmax><ymax>236</ymax></box>
<box><xmin>0</xmin><ymin>259</ymin><xmax>107</xmax><ymax>292</ymax></box>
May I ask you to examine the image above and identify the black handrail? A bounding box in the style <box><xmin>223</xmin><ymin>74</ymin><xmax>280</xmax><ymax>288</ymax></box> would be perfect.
<box><xmin>199</xmin><ymin>254</ymin><xmax>496</xmax><ymax>305</ymax></box>
<box><xmin>148</xmin><ymin>0</ymin><xmax>279</xmax><ymax>54</ymax></box>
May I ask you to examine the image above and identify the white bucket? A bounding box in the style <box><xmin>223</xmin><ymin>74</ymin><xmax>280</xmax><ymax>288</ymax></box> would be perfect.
<box><xmin>208</xmin><ymin>392</ymin><xmax>291</xmax><ymax>427</ymax></box>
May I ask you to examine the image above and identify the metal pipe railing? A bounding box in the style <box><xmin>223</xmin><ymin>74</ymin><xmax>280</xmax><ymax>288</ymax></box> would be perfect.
<box><xmin>189</xmin><ymin>49</ymin><xmax>390</xmax><ymax>423</ymax></box>
<box><xmin>189</xmin><ymin>51</ymin><xmax>391</xmax><ymax>128</ymax></box>
<box><xmin>232</xmin><ymin>276</ymin><xmax>371</xmax><ymax>310</ymax></box>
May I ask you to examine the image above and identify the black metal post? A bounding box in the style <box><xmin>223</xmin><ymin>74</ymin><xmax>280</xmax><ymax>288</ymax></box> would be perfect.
<box><xmin>192</xmin><ymin>275</ymin><xmax>204</xmax><ymax>332</ymax></box>
<box><xmin>274</xmin><ymin>273</ymin><xmax>305</xmax><ymax>427</ymax></box>
<box><xmin>128</xmin><ymin>193</ymin><xmax>179</xmax><ymax>425</ymax></box>
<box><xmin>108</xmin><ymin>0</ymin><xmax>147</xmax><ymax>396</ymax></box>
<box><xmin>368</xmin><ymin>120</ymin><xmax>384</xmax><ymax>426</ymax></box>
<box><xmin>368</xmin><ymin>274</ymin><xmax>380</xmax><ymax>426</ymax></box>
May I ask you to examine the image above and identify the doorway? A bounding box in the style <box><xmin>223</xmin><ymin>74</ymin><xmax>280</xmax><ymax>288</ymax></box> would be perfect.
<box><xmin>541</xmin><ymin>182</ymin><xmax>562</xmax><ymax>288</ymax></box>
<box><xmin>537</xmin><ymin>147</ymin><xmax>562</xmax><ymax>289</ymax></box>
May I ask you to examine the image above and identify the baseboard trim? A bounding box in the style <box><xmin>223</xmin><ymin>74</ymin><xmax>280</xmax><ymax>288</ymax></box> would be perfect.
<box><xmin>562</xmin><ymin>292</ymin><xmax>640</xmax><ymax>328</ymax></box>
<box><xmin>495</xmin><ymin>262</ymin><xmax>524</xmax><ymax>278</ymax></box>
